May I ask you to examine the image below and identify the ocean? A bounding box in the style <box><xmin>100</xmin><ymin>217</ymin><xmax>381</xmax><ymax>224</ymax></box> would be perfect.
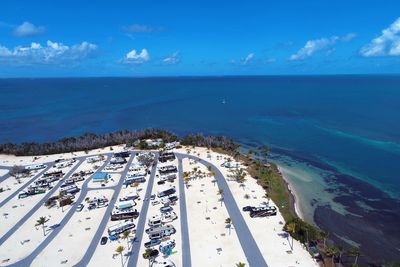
<box><xmin>1</xmin><ymin>76</ymin><xmax>399</xmax><ymax>263</ymax></box>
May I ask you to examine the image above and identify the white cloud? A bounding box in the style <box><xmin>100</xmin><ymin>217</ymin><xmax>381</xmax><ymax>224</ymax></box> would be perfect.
<box><xmin>122</xmin><ymin>49</ymin><xmax>149</xmax><ymax>64</ymax></box>
<box><xmin>0</xmin><ymin>40</ymin><xmax>97</xmax><ymax>66</ymax></box>
<box><xmin>163</xmin><ymin>51</ymin><xmax>180</xmax><ymax>65</ymax></box>
<box><xmin>289</xmin><ymin>36</ymin><xmax>339</xmax><ymax>61</ymax></box>
<box><xmin>360</xmin><ymin>17</ymin><xmax>400</xmax><ymax>57</ymax></box>
<box><xmin>122</xmin><ymin>24</ymin><xmax>164</xmax><ymax>33</ymax></box>
<box><xmin>13</xmin><ymin>22</ymin><xmax>46</xmax><ymax>37</ymax></box>
<box><xmin>289</xmin><ymin>33</ymin><xmax>357</xmax><ymax>61</ymax></box>
<box><xmin>243</xmin><ymin>53</ymin><xmax>254</xmax><ymax>65</ymax></box>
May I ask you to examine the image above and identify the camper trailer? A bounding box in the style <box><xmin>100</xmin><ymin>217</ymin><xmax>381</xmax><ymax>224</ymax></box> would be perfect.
<box><xmin>86</xmin><ymin>156</ymin><xmax>101</xmax><ymax>163</ymax></box>
<box><xmin>147</xmin><ymin>225</ymin><xmax>176</xmax><ymax>239</ymax></box>
<box><xmin>25</xmin><ymin>164</ymin><xmax>46</xmax><ymax>171</ymax></box>
<box><xmin>157</xmin><ymin>186</ymin><xmax>176</xmax><ymax>198</ymax></box>
<box><xmin>108</xmin><ymin>221</ymin><xmax>135</xmax><ymax>236</ymax></box>
<box><xmin>111</xmin><ymin>208</ymin><xmax>139</xmax><ymax>221</ymax></box>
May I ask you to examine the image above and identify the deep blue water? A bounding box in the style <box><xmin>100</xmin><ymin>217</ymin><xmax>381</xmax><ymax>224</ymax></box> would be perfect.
<box><xmin>1</xmin><ymin>76</ymin><xmax>399</xmax><ymax>196</ymax></box>
<box><xmin>1</xmin><ymin>76</ymin><xmax>400</xmax><ymax>262</ymax></box>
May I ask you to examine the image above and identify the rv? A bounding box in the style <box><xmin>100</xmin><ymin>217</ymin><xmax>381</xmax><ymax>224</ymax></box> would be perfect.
<box><xmin>116</xmin><ymin>200</ymin><xmax>136</xmax><ymax>210</ymax></box>
<box><xmin>147</xmin><ymin>225</ymin><xmax>176</xmax><ymax>239</ymax></box>
<box><xmin>110</xmin><ymin>157</ymin><xmax>126</xmax><ymax>165</ymax></box>
<box><xmin>59</xmin><ymin>185</ymin><xmax>80</xmax><ymax>195</ymax></box>
<box><xmin>114</xmin><ymin>151</ymin><xmax>130</xmax><ymax>158</ymax></box>
<box><xmin>119</xmin><ymin>192</ymin><xmax>139</xmax><ymax>202</ymax></box>
<box><xmin>157</xmin><ymin>186</ymin><xmax>176</xmax><ymax>198</ymax></box>
<box><xmin>55</xmin><ymin>159</ymin><xmax>74</xmax><ymax>169</ymax></box>
<box><xmin>128</xmin><ymin>169</ymin><xmax>147</xmax><ymax>177</ymax></box>
<box><xmin>111</xmin><ymin>208</ymin><xmax>139</xmax><ymax>221</ymax></box>
<box><xmin>25</xmin><ymin>164</ymin><xmax>46</xmax><ymax>171</ymax></box>
<box><xmin>158</xmin><ymin>152</ymin><xmax>176</xmax><ymax>163</ymax></box>
<box><xmin>43</xmin><ymin>170</ymin><xmax>63</xmax><ymax>178</ymax></box>
<box><xmin>148</xmin><ymin>215</ymin><xmax>163</xmax><ymax>227</ymax></box>
<box><xmin>159</xmin><ymin>240</ymin><xmax>176</xmax><ymax>254</ymax></box>
<box><xmin>158</xmin><ymin>165</ymin><xmax>177</xmax><ymax>174</ymax></box>
<box><xmin>108</xmin><ymin>221</ymin><xmax>135</xmax><ymax>236</ymax></box>
<box><xmin>159</xmin><ymin>174</ymin><xmax>176</xmax><ymax>182</ymax></box>
<box><xmin>125</xmin><ymin>176</ymin><xmax>146</xmax><ymax>185</ymax></box>
<box><xmin>164</xmin><ymin>142</ymin><xmax>177</xmax><ymax>150</ymax></box>
<box><xmin>86</xmin><ymin>156</ymin><xmax>101</xmax><ymax>163</ymax></box>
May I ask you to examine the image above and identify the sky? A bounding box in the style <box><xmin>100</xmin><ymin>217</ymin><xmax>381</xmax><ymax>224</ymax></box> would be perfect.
<box><xmin>0</xmin><ymin>0</ymin><xmax>400</xmax><ymax>77</ymax></box>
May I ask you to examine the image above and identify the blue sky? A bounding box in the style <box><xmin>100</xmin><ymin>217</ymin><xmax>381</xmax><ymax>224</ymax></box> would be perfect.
<box><xmin>1</xmin><ymin>0</ymin><xmax>400</xmax><ymax>77</ymax></box>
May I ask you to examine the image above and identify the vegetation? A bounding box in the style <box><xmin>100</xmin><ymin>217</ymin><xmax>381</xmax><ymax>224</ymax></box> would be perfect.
<box><xmin>0</xmin><ymin>128</ymin><xmax>177</xmax><ymax>156</ymax></box>
<box><xmin>225</xmin><ymin>217</ymin><xmax>232</xmax><ymax>235</ymax></box>
<box><xmin>143</xmin><ymin>248</ymin><xmax>154</xmax><ymax>267</ymax></box>
<box><xmin>347</xmin><ymin>246</ymin><xmax>360</xmax><ymax>266</ymax></box>
<box><xmin>122</xmin><ymin>230</ymin><xmax>131</xmax><ymax>250</ymax></box>
<box><xmin>232</xmin><ymin>168</ymin><xmax>246</xmax><ymax>183</ymax></box>
<box><xmin>236</xmin><ymin>263</ymin><xmax>246</xmax><ymax>267</ymax></box>
<box><xmin>181</xmin><ymin>133</ymin><xmax>239</xmax><ymax>152</ymax></box>
<box><xmin>115</xmin><ymin>245</ymin><xmax>125</xmax><ymax>267</ymax></box>
<box><xmin>35</xmin><ymin>216</ymin><xmax>49</xmax><ymax>236</ymax></box>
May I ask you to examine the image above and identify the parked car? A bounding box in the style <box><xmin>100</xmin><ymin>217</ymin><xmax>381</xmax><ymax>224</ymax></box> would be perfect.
<box><xmin>151</xmin><ymin>200</ymin><xmax>160</xmax><ymax>206</ymax></box>
<box><xmin>160</xmin><ymin>206</ymin><xmax>173</xmax><ymax>213</ymax></box>
<box><xmin>144</xmin><ymin>239</ymin><xmax>161</xmax><ymax>248</ymax></box>
<box><xmin>148</xmin><ymin>249</ymin><xmax>159</xmax><ymax>258</ymax></box>
<box><xmin>76</xmin><ymin>204</ymin><xmax>84</xmax><ymax>212</ymax></box>
<box><xmin>100</xmin><ymin>236</ymin><xmax>108</xmax><ymax>245</ymax></box>
<box><xmin>150</xmin><ymin>194</ymin><xmax>156</xmax><ymax>200</ymax></box>
<box><xmin>168</xmin><ymin>196</ymin><xmax>178</xmax><ymax>202</ymax></box>
<box><xmin>157</xmin><ymin>181</ymin><xmax>165</xmax><ymax>185</ymax></box>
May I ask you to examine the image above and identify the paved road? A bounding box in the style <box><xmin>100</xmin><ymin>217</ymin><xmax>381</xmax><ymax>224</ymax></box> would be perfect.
<box><xmin>125</xmin><ymin>155</ymin><xmax>158</xmax><ymax>267</ymax></box>
<box><xmin>0</xmin><ymin>166</ymin><xmax>12</xmax><ymax>183</ymax></box>
<box><xmin>8</xmin><ymin>155</ymin><xmax>112</xmax><ymax>267</ymax></box>
<box><xmin>73</xmin><ymin>154</ymin><xmax>135</xmax><ymax>267</ymax></box>
<box><xmin>177</xmin><ymin>156</ymin><xmax>192</xmax><ymax>267</ymax></box>
<box><xmin>0</xmin><ymin>163</ymin><xmax>52</xmax><ymax>209</ymax></box>
<box><xmin>0</xmin><ymin>159</ymin><xmax>84</xmax><ymax>246</ymax></box>
<box><xmin>176</xmin><ymin>153</ymin><xmax>268</xmax><ymax>267</ymax></box>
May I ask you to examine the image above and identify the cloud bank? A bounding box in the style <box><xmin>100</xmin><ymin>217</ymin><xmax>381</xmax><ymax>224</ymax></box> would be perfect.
<box><xmin>360</xmin><ymin>17</ymin><xmax>400</xmax><ymax>57</ymax></box>
<box><xmin>0</xmin><ymin>40</ymin><xmax>97</xmax><ymax>66</ymax></box>
<box><xmin>13</xmin><ymin>22</ymin><xmax>46</xmax><ymax>37</ymax></box>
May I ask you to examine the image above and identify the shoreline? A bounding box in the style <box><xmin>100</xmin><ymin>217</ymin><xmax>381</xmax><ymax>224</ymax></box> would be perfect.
<box><xmin>276</xmin><ymin>165</ymin><xmax>305</xmax><ymax>221</ymax></box>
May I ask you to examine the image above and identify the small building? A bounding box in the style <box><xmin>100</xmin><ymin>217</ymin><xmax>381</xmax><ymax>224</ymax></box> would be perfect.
<box><xmin>92</xmin><ymin>172</ymin><xmax>109</xmax><ymax>183</ymax></box>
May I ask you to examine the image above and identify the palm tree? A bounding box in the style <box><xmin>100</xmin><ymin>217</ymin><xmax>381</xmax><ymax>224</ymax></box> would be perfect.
<box><xmin>225</xmin><ymin>217</ymin><xmax>232</xmax><ymax>235</ymax></box>
<box><xmin>115</xmin><ymin>245</ymin><xmax>125</xmax><ymax>267</ymax></box>
<box><xmin>236</xmin><ymin>262</ymin><xmax>246</xmax><ymax>267</ymax></box>
<box><xmin>320</xmin><ymin>231</ymin><xmax>329</xmax><ymax>250</ymax></box>
<box><xmin>347</xmin><ymin>246</ymin><xmax>360</xmax><ymax>266</ymax></box>
<box><xmin>233</xmin><ymin>168</ymin><xmax>246</xmax><ymax>184</ymax></box>
<box><xmin>285</xmin><ymin>222</ymin><xmax>296</xmax><ymax>251</ymax></box>
<box><xmin>184</xmin><ymin>176</ymin><xmax>190</xmax><ymax>188</ymax></box>
<box><xmin>35</xmin><ymin>216</ymin><xmax>49</xmax><ymax>236</ymax></box>
<box><xmin>122</xmin><ymin>230</ymin><xmax>131</xmax><ymax>250</ymax></box>
<box><xmin>132</xmin><ymin>182</ymin><xmax>139</xmax><ymax>194</ymax></box>
<box><xmin>217</xmin><ymin>188</ymin><xmax>224</xmax><ymax>206</ymax></box>
<box><xmin>143</xmin><ymin>248</ymin><xmax>153</xmax><ymax>267</ymax></box>
<box><xmin>326</xmin><ymin>246</ymin><xmax>339</xmax><ymax>266</ymax></box>
<box><xmin>337</xmin><ymin>245</ymin><xmax>344</xmax><ymax>266</ymax></box>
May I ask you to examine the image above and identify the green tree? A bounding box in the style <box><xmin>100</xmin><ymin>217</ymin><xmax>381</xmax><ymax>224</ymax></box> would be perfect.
<box><xmin>217</xmin><ymin>188</ymin><xmax>224</xmax><ymax>206</ymax></box>
<box><xmin>35</xmin><ymin>216</ymin><xmax>50</xmax><ymax>236</ymax></box>
<box><xmin>225</xmin><ymin>217</ymin><xmax>232</xmax><ymax>235</ymax></box>
<box><xmin>132</xmin><ymin>182</ymin><xmax>139</xmax><ymax>194</ymax></box>
<box><xmin>115</xmin><ymin>245</ymin><xmax>125</xmax><ymax>267</ymax></box>
<box><xmin>233</xmin><ymin>168</ymin><xmax>246</xmax><ymax>184</ymax></box>
<box><xmin>285</xmin><ymin>222</ymin><xmax>296</xmax><ymax>251</ymax></box>
<box><xmin>326</xmin><ymin>246</ymin><xmax>339</xmax><ymax>266</ymax></box>
<box><xmin>122</xmin><ymin>230</ymin><xmax>131</xmax><ymax>250</ymax></box>
<box><xmin>236</xmin><ymin>262</ymin><xmax>246</xmax><ymax>267</ymax></box>
<box><xmin>143</xmin><ymin>248</ymin><xmax>154</xmax><ymax>267</ymax></box>
<box><xmin>347</xmin><ymin>246</ymin><xmax>360</xmax><ymax>266</ymax></box>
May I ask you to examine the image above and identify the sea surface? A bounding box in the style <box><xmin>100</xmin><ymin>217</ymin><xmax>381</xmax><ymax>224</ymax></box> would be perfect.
<box><xmin>1</xmin><ymin>76</ymin><xmax>399</xmax><ymax>264</ymax></box>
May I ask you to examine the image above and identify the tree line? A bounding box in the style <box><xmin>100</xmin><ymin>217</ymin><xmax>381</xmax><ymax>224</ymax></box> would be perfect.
<box><xmin>0</xmin><ymin>129</ymin><xmax>238</xmax><ymax>156</ymax></box>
